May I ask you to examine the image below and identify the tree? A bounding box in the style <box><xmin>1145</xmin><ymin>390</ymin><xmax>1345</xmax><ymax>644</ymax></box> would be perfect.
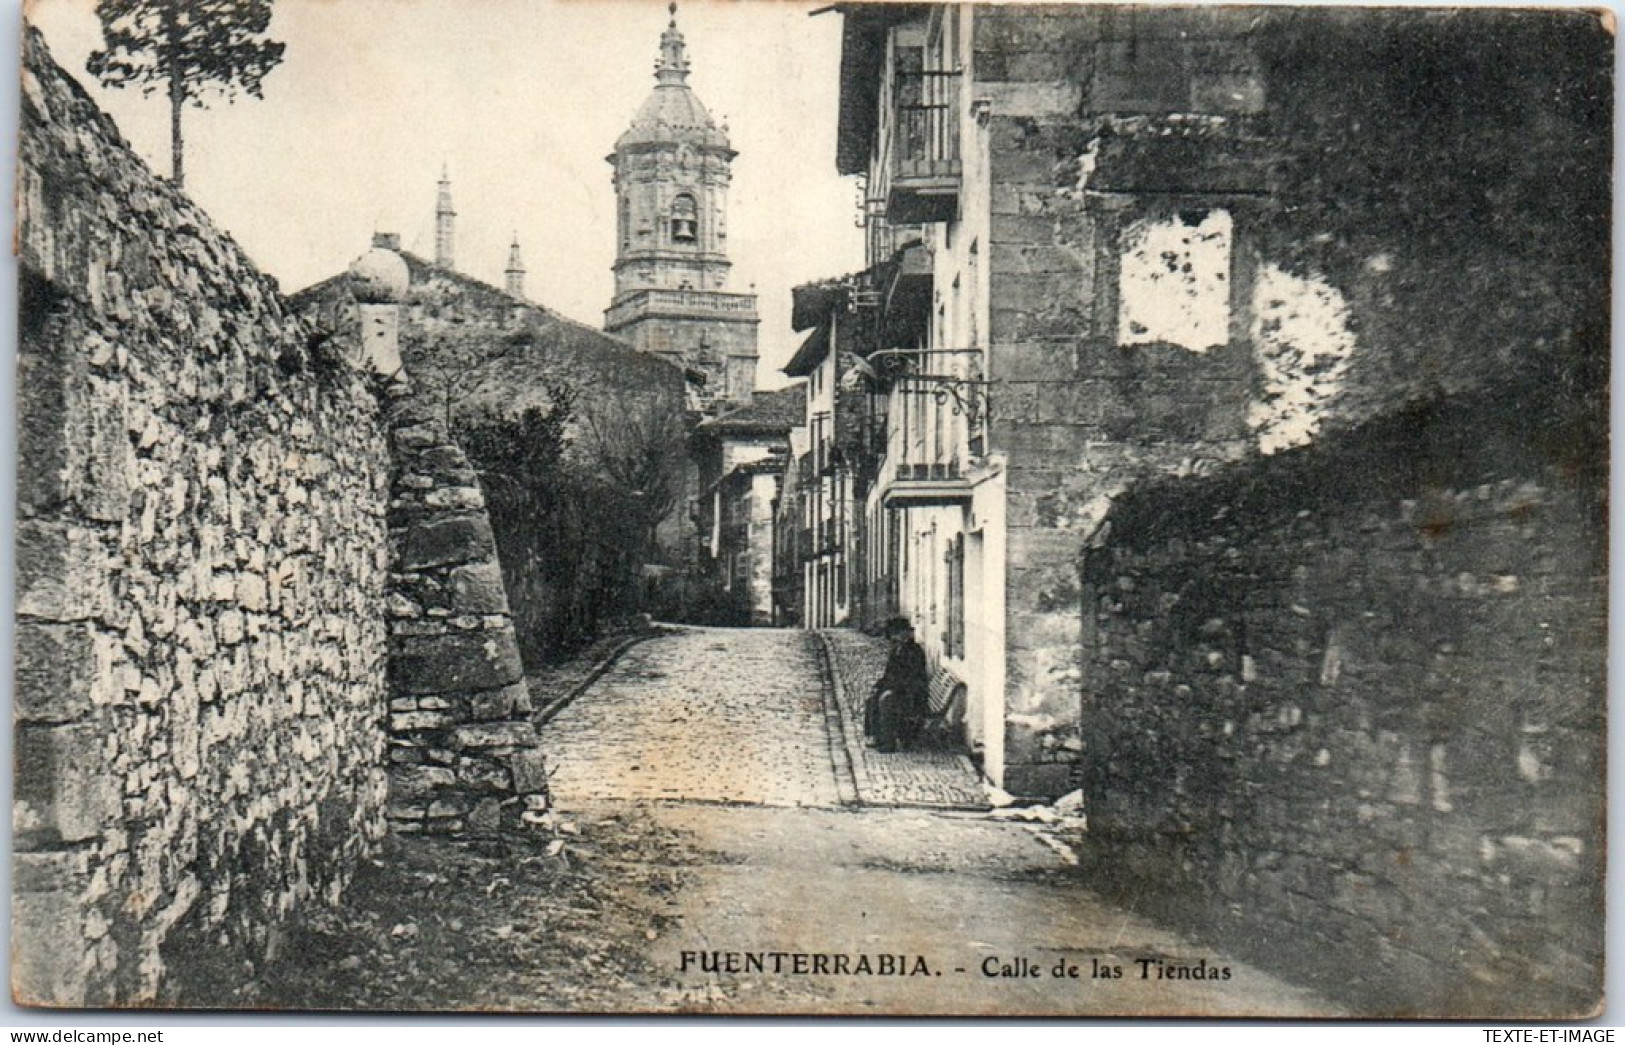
<box><xmin>578</xmin><ymin>391</ymin><xmax>688</xmax><ymax>555</ymax></box>
<box><xmin>457</xmin><ymin>382</ymin><xmax>698</xmax><ymax>661</ymax></box>
<box><xmin>87</xmin><ymin>0</ymin><xmax>286</xmax><ymax>188</ymax></box>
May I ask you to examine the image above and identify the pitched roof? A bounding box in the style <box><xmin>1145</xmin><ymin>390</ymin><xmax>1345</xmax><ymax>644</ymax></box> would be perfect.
<box><xmin>287</xmin><ymin>251</ymin><xmax>684</xmax><ymax>424</ymax></box>
<box><xmin>294</xmin><ymin>250</ymin><xmax>673</xmax><ymax>375</ymax></box>
<box><xmin>792</xmin><ymin>276</ymin><xmax>857</xmax><ymax>332</ymax></box>
<box><xmin>698</xmin><ymin>385</ymin><xmax>806</xmax><ymax>436</ymax></box>
<box><xmin>782</xmin><ymin>325</ymin><xmax>830</xmax><ymax>379</ymax></box>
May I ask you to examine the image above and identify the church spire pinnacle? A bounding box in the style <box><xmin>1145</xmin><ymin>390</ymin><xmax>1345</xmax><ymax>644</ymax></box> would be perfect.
<box><xmin>435</xmin><ymin>165</ymin><xmax>456</xmax><ymax>270</ymax></box>
<box><xmin>505</xmin><ymin>233</ymin><xmax>526</xmax><ymax>300</ymax></box>
<box><xmin>655</xmin><ymin>3</ymin><xmax>690</xmax><ymax>85</ymax></box>
<box><xmin>605</xmin><ymin>0</ymin><xmax>757</xmax><ymax>411</ymax></box>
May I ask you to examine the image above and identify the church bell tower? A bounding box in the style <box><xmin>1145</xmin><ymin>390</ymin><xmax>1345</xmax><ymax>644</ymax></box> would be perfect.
<box><xmin>604</xmin><ymin>4</ymin><xmax>759</xmax><ymax>412</ymax></box>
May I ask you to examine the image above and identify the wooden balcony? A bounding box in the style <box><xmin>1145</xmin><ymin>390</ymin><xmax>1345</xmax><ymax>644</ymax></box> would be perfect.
<box><xmin>886</xmin><ymin>70</ymin><xmax>961</xmax><ymax>225</ymax></box>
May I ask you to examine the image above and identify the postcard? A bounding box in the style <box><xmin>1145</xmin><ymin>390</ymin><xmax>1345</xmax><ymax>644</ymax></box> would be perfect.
<box><xmin>11</xmin><ymin>0</ymin><xmax>1609</xmax><ymax>1019</ymax></box>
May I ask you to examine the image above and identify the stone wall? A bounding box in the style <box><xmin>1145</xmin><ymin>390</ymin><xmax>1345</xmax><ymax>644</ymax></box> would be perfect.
<box><xmin>1075</xmin><ymin>387</ymin><xmax>1605</xmax><ymax>1017</ymax></box>
<box><xmin>608</xmin><ymin>308</ymin><xmax>760</xmax><ymax>412</ymax></box>
<box><xmin>1248</xmin><ymin>8</ymin><xmax>1610</xmax><ymax>436</ymax></box>
<box><xmin>15</xmin><ymin>30</ymin><xmax>391</xmax><ymax>1004</ymax></box>
<box><xmin>945</xmin><ymin>14</ymin><xmax>1607</xmax><ymax>1004</ymax></box>
<box><xmin>966</xmin><ymin>4</ymin><xmax>1608</xmax><ymax>801</ymax></box>
<box><xmin>383</xmin><ymin>390</ymin><xmax>549</xmax><ymax>834</ymax></box>
<box><xmin>975</xmin><ymin>5</ymin><xmax>1265</xmax><ymax>795</ymax></box>
<box><xmin>294</xmin><ymin>254</ymin><xmax>686</xmax><ymax>456</ymax></box>
<box><xmin>966</xmin><ymin>3</ymin><xmax>1609</xmax><ymax>1009</ymax></box>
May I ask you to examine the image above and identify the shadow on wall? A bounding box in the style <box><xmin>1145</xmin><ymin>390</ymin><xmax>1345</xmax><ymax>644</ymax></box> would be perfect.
<box><xmin>1075</xmin><ymin>385</ymin><xmax>1606</xmax><ymax>1019</ymax></box>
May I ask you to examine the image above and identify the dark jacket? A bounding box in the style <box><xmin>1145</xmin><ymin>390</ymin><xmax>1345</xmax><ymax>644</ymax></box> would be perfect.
<box><xmin>875</xmin><ymin>637</ymin><xmax>929</xmax><ymax>720</ymax></box>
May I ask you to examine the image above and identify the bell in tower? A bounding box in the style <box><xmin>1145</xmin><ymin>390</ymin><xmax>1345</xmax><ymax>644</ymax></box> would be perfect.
<box><xmin>671</xmin><ymin>193</ymin><xmax>698</xmax><ymax>244</ymax></box>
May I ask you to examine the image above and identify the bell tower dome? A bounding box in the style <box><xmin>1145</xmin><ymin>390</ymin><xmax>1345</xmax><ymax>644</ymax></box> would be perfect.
<box><xmin>604</xmin><ymin>4</ymin><xmax>759</xmax><ymax>411</ymax></box>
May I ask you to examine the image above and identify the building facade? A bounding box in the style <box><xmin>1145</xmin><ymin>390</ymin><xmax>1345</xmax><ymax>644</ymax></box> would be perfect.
<box><xmin>828</xmin><ymin>2</ymin><xmax>1611</xmax><ymax>793</ymax></box>
<box><xmin>604</xmin><ymin>8</ymin><xmax>760</xmax><ymax>413</ymax></box>
<box><xmin>780</xmin><ymin>279</ymin><xmax>875</xmax><ymax>630</ymax></box>
<box><xmin>292</xmin><ymin>197</ymin><xmax>689</xmax><ymax>664</ymax></box>
<box><xmin>823</xmin><ymin>2</ymin><xmax>1606</xmax><ymax>1012</ymax></box>
<box><xmin>691</xmin><ymin>386</ymin><xmax>805</xmax><ymax>625</ymax></box>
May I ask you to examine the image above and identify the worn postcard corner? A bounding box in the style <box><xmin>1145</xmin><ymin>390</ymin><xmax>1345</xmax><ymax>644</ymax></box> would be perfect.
<box><xmin>11</xmin><ymin>0</ymin><xmax>1610</xmax><ymax>1020</ymax></box>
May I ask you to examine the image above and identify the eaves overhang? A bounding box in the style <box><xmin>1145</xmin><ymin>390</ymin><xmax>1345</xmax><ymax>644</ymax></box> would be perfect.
<box><xmin>834</xmin><ymin>4</ymin><xmax>926</xmax><ymax>177</ymax></box>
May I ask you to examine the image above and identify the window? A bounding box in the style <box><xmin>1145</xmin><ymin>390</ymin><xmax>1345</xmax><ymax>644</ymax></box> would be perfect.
<box><xmin>945</xmin><ymin>533</ymin><xmax>965</xmax><ymax>659</ymax></box>
<box><xmin>671</xmin><ymin>194</ymin><xmax>698</xmax><ymax>243</ymax></box>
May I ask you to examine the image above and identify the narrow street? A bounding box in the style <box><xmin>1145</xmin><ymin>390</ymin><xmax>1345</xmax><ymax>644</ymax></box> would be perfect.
<box><xmin>538</xmin><ymin>626</ymin><xmax>1343</xmax><ymax>1016</ymax></box>
<box><xmin>544</xmin><ymin>627</ymin><xmax>844</xmax><ymax>807</ymax></box>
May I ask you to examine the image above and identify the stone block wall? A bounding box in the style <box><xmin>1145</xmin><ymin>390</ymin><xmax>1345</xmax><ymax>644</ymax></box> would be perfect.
<box><xmin>382</xmin><ymin>391</ymin><xmax>549</xmax><ymax>834</ymax></box>
<box><xmin>294</xmin><ymin>253</ymin><xmax>687</xmax><ymax>468</ymax></box>
<box><xmin>974</xmin><ymin>5</ymin><xmax>1265</xmax><ymax>795</ymax></box>
<box><xmin>15</xmin><ymin>30</ymin><xmax>391</xmax><ymax>1004</ymax></box>
<box><xmin>1075</xmin><ymin>391</ymin><xmax>1605</xmax><ymax>1017</ymax></box>
<box><xmin>957</xmin><ymin>3</ymin><xmax>1607</xmax><ymax>1009</ymax></box>
<box><xmin>963</xmin><ymin>4</ymin><xmax>1607</xmax><ymax>801</ymax></box>
<box><xmin>1246</xmin><ymin>8</ymin><xmax>1610</xmax><ymax>436</ymax></box>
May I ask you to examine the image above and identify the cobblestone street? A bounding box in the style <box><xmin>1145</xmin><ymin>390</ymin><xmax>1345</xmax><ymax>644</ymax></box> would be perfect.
<box><xmin>544</xmin><ymin>626</ymin><xmax>845</xmax><ymax>807</ymax></box>
<box><xmin>533</xmin><ymin>625</ymin><xmax>1343</xmax><ymax>1016</ymax></box>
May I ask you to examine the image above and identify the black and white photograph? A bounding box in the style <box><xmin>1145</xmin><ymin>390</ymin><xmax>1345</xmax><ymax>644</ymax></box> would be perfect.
<box><xmin>8</xmin><ymin>0</ymin><xmax>1612</xmax><ymax>1020</ymax></box>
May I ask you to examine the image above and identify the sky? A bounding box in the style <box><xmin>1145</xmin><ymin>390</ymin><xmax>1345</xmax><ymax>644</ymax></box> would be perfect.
<box><xmin>23</xmin><ymin>0</ymin><xmax>864</xmax><ymax>388</ymax></box>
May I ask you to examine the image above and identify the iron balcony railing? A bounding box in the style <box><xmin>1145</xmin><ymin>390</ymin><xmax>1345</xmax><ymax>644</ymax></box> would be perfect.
<box><xmin>875</xmin><ymin>67</ymin><xmax>960</xmax><ymax>227</ymax></box>
<box><xmin>864</xmin><ymin>200</ymin><xmax>893</xmax><ymax>268</ymax></box>
<box><xmin>874</xmin><ymin>366</ymin><xmax>981</xmax><ymax>506</ymax></box>
<box><xmin>893</xmin><ymin>69</ymin><xmax>962</xmax><ymax>181</ymax></box>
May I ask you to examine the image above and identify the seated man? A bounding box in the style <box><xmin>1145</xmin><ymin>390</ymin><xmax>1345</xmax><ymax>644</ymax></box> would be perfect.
<box><xmin>866</xmin><ymin>617</ymin><xmax>930</xmax><ymax>753</ymax></box>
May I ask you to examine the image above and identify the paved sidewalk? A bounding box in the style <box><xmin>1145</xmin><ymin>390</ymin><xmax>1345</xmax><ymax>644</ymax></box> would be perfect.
<box><xmin>525</xmin><ymin>630</ymin><xmax>652</xmax><ymax>723</ymax></box>
<box><xmin>543</xmin><ymin>626</ymin><xmax>844</xmax><ymax>808</ymax></box>
<box><xmin>819</xmin><ymin>629</ymin><xmax>987</xmax><ymax>810</ymax></box>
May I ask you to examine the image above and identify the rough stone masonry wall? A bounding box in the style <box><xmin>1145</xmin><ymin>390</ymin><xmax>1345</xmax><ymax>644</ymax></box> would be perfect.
<box><xmin>976</xmin><ymin>5</ymin><xmax>1265</xmax><ymax>796</ymax></box>
<box><xmin>383</xmin><ymin>389</ymin><xmax>549</xmax><ymax>834</ymax></box>
<box><xmin>294</xmin><ymin>254</ymin><xmax>686</xmax><ymax>459</ymax></box>
<box><xmin>395</xmin><ymin>259</ymin><xmax>685</xmax><ymax>439</ymax></box>
<box><xmin>1075</xmin><ymin>393</ymin><xmax>1605</xmax><ymax>1018</ymax></box>
<box><xmin>1246</xmin><ymin>7</ymin><xmax>1611</xmax><ymax>436</ymax></box>
<box><xmin>15</xmin><ymin>30</ymin><xmax>390</xmax><ymax>1005</ymax></box>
